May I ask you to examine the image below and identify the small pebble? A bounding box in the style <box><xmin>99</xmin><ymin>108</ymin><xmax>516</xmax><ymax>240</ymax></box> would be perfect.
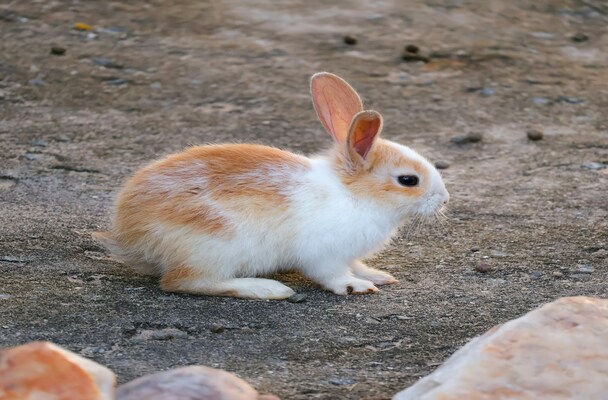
<box><xmin>527</xmin><ymin>130</ymin><xmax>544</xmax><ymax>141</ymax></box>
<box><xmin>450</xmin><ymin>132</ymin><xmax>482</xmax><ymax>145</ymax></box>
<box><xmin>491</xmin><ymin>250</ymin><xmax>508</xmax><ymax>258</ymax></box>
<box><xmin>32</xmin><ymin>139</ymin><xmax>48</xmax><ymax>147</ymax></box>
<box><xmin>24</xmin><ymin>153</ymin><xmax>39</xmax><ymax>160</ymax></box>
<box><xmin>434</xmin><ymin>160</ymin><xmax>450</xmax><ymax>169</ymax></box>
<box><xmin>591</xmin><ymin>249</ymin><xmax>607</xmax><ymax>258</ymax></box>
<box><xmin>287</xmin><ymin>293</ymin><xmax>308</xmax><ymax>303</ymax></box>
<box><xmin>92</xmin><ymin>58</ymin><xmax>124</xmax><ymax>69</ymax></box>
<box><xmin>343</xmin><ymin>35</ymin><xmax>357</xmax><ymax>45</ymax></box>
<box><xmin>552</xmin><ymin>271</ymin><xmax>564</xmax><ymax>277</ymax></box>
<box><xmin>50</xmin><ymin>46</ymin><xmax>66</xmax><ymax>56</ymax></box>
<box><xmin>556</xmin><ymin>96</ymin><xmax>583</xmax><ymax>104</ymax></box>
<box><xmin>131</xmin><ymin>328</ymin><xmax>188</xmax><ymax>342</ymax></box>
<box><xmin>480</xmin><ymin>87</ymin><xmax>495</xmax><ymax>96</ymax></box>
<box><xmin>529</xmin><ymin>271</ymin><xmax>542</xmax><ymax>279</ymax></box>
<box><xmin>73</xmin><ymin>22</ymin><xmax>93</xmax><ymax>31</ymax></box>
<box><xmin>210</xmin><ymin>323</ymin><xmax>225</xmax><ymax>333</ymax></box>
<box><xmin>405</xmin><ymin>44</ymin><xmax>419</xmax><ymax>54</ymax></box>
<box><xmin>532</xmin><ymin>97</ymin><xmax>550</xmax><ymax>105</ymax></box>
<box><xmin>577</xmin><ymin>264</ymin><xmax>594</xmax><ymax>273</ymax></box>
<box><xmin>28</xmin><ymin>79</ymin><xmax>46</xmax><ymax>86</ymax></box>
<box><xmin>0</xmin><ymin>294</ymin><xmax>12</xmax><ymax>300</ymax></box>
<box><xmin>470</xmin><ymin>247</ymin><xmax>480</xmax><ymax>253</ymax></box>
<box><xmin>581</xmin><ymin>162</ymin><xmax>605</xmax><ymax>170</ymax></box>
<box><xmin>475</xmin><ymin>264</ymin><xmax>491</xmax><ymax>273</ymax></box>
<box><xmin>328</xmin><ymin>378</ymin><xmax>355</xmax><ymax>386</ymax></box>
<box><xmin>402</xmin><ymin>53</ymin><xmax>429</xmax><ymax>63</ymax></box>
<box><xmin>105</xmin><ymin>78</ymin><xmax>128</xmax><ymax>86</ymax></box>
<box><xmin>571</xmin><ymin>33</ymin><xmax>589</xmax><ymax>42</ymax></box>
<box><xmin>531</xmin><ymin>32</ymin><xmax>554</xmax><ymax>39</ymax></box>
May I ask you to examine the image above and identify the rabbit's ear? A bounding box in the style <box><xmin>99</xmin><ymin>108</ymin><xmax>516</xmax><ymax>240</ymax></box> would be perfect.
<box><xmin>311</xmin><ymin>72</ymin><xmax>363</xmax><ymax>144</ymax></box>
<box><xmin>347</xmin><ymin>110</ymin><xmax>383</xmax><ymax>161</ymax></box>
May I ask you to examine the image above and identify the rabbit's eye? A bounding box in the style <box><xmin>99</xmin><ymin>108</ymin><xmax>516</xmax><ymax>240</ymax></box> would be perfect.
<box><xmin>398</xmin><ymin>175</ymin><xmax>419</xmax><ymax>187</ymax></box>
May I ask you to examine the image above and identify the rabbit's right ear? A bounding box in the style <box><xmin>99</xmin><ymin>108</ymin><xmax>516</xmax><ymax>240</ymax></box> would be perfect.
<box><xmin>310</xmin><ymin>72</ymin><xmax>363</xmax><ymax>144</ymax></box>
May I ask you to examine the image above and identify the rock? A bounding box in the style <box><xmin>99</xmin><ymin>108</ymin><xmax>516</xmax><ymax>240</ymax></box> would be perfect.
<box><xmin>581</xmin><ymin>162</ymin><xmax>606</xmax><ymax>170</ymax></box>
<box><xmin>92</xmin><ymin>58</ymin><xmax>124</xmax><ymax>69</ymax></box>
<box><xmin>490</xmin><ymin>250</ymin><xmax>508</xmax><ymax>258</ymax></box>
<box><xmin>552</xmin><ymin>271</ymin><xmax>564</xmax><ymax>277</ymax></box>
<box><xmin>571</xmin><ymin>33</ymin><xmax>589</xmax><ymax>42</ymax></box>
<box><xmin>105</xmin><ymin>78</ymin><xmax>129</xmax><ymax>86</ymax></box>
<box><xmin>531</xmin><ymin>31</ymin><xmax>554</xmax><ymax>39</ymax></box>
<box><xmin>556</xmin><ymin>96</ymin><xmax>583</xmax><ymax>104</ymax></box>
<box><xmin>51</xmin><ymin>46</ymin><xmax>66</xmax><ymax>56</ymax></box>
<box><xmin>434</xmin><ymin>160</ymin><xmax>450</xmax><ymax>170</ymax></box>
<box><xmin>591</xmin><ymin>249</ymin><xmax>607</xmax><ymax>259</ymax></box>
<box><xmin>393</xmin><ymin>296</ymin><xmax>608</xmax><ymax>400</ymax></box>
<box><xmin>0</xmin><ymin>294</ymin><xmax>12</xmax><ymax>300</ymax></box>
<box><xmin>328</xmin><ymin>377</ymin><xmax>355</xmax><ymax>386</ymax></box>
<box><xmin>479</xmin><ymin>87</ymin><xmax>494</xmax><ymax>96</ymax></box>
<box><xmin>450</xmin><ymin>132</ymin><xmax>482</xmax><ymax>145</ymax></box>
<box><xmin>531</xmin><ymin>97</ymin><xmax>550</xmax><ymax>105</ymax></box>
<box><xmin>527</xmin><ymin>129</ymin><xmax>544</xmax><ymax>141</ymax></box>
<box><xmin>116</xmin><ymin>365</ymin><xmax>278</xmax><ymax>400</ymax></box>
<box><xmin>0</xmin><ymin>177</ymin><xmax>17</xmax><ymax>190</ymax></box>
<box><xmin>29</xmin><ymin>79</ymin><xmax>46</xmax><ymax>86</ymax></box>
<box><xmin>402</xmin><ymin>53</ymin><xmax>429</xmax><ymax>63</ymax></box>
<box><xmin>474</xmin><ymin>264</ymin><xmax>491</xmax><ymax>273</ymax></box>
<box><xmin>210</xmin><ymin>323</ymin><xmax>225</xmax><ymax>333</ymax></box>
<box><xmin>405</xmin><ymin>44</ymin><xmax>419</xmax><ymax>54</ymax></box>
<box><xmin>287</xmin><ymin>293</ymin><xmax>308</xmax><ymax>303</ymax></box>
<box><xmin>74</xmin><ymin>22</ymin><xmax>93</xmax><ymax>31</ymax></box>
<box><xmin>55</xmin><ymin>134</ymin><xmax>70</xmax><ymax>142</ymax></box>
<box><xmin>33</xmin><ymin>139</ymin><xmax>48</xmax><ymax>147</ymax></box>
<box><xmin>131</xmin><ymin>328</ymin><xmax>189</xmax><ymax>342</ymax></box>
<box><xmin>0</xmin><ymin>341</ymin><xmax>115</xmax><ymax>400</ymax></box>
<box><xmin>470</xmin><ymin>247</ymin><xmax>480</xmax><ymax>253</ymax></box>
<box><xmin>343</xmin><ymin>35</ymin><xmax>357</xmax><ymax>45</ymax></box>
<box><xmin>577</xmin><ymin>264</ymin><xmax>594</xmax><ymax>273</ymax></box>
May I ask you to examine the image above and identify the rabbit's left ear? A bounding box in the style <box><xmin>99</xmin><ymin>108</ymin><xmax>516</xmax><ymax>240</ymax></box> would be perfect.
<box><xmin>311</xmin><ymin>72</ymin><xmax>363</xmax><ymax>144</ymax></box>
<box><xmin>347</xmin><ymin>110</ymin><xmax>383</xmax><ymax>161</ymax></box>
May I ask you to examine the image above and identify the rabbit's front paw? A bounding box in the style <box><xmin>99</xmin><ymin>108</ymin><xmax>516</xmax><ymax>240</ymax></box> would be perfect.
<box><xmin>327</xmin><ymin>277</ymin><xmax>379</xmax><ymax>295</ymax></box>
<box><xmin>350</xmin><ymin>261</ymin><xmax>398</xmax><ymax>286</ymax></box>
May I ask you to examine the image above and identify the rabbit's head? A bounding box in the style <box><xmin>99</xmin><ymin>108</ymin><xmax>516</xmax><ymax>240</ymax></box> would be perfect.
<box><xmin>311</xmin><ymin>72</ymin><xmax>449</xmax><ymax>220</ymax></box>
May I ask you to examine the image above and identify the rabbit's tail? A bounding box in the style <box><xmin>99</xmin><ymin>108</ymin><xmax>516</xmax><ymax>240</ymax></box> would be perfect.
<box><xmin>91</xmin><ymin>231</ymin><xmax>160</xmax><ymax>276</ymax></box>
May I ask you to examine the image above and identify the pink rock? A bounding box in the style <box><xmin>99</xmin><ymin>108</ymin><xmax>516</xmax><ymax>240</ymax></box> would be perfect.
<box><xmin>0</xmin><ymin>341</ymin><xmax>116</xmax><ymax>400</ymax></box>
<box><xmin>394</xmin><ymin>296</ymin><xmax>608</xmax><ymax>399</ymax></box>
<box><xmin>116</xmin><ymin>365</ymin><xmax>279</xmax><ymax>400</ymax></box>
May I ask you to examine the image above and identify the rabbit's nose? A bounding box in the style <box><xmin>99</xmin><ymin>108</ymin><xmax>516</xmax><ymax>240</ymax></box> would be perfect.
<box><xmin>441</xmin><ymin>190</ymin><xmax>450</xmax><ymax>205</ymax></box>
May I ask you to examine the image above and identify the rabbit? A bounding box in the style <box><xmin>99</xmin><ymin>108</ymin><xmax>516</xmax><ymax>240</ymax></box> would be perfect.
<box><xmin>93</xmin><ymin>72</ymin><xmax>449</xmax><ymax>300</ymax></box>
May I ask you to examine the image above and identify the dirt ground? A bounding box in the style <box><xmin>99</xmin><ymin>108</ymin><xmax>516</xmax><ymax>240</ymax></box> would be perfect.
<box><xmin>1</xmin><ymin>0</ymin><xmax>607</xmax><ymax>398</ymax></box>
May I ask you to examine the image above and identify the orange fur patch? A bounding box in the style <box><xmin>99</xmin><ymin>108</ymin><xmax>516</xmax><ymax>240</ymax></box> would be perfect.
<box><xmin>336</xmin><ymin>140</ymin><xmax>429</xmax><ymax>202</ymax></box>
<box><xmin>114</xmin><ymin>144</ymin><xmax>310</xmax><ymax>246</ymax></box>
<box><xmin>160</xmin><ymin>265</ymin><xmax>201</xmax><ymax>291</ymax></box>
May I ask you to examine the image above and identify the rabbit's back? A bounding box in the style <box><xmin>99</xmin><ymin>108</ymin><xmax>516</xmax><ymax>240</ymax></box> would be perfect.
<box><xmin>111</xmin><ymin>144</ymin><xmax>311</xmax><ymax>272</ymax></box>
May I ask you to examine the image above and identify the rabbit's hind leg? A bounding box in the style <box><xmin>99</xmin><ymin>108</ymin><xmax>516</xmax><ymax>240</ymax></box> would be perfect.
<box><xmin>160</xmin><ymin>265</ymin><xmax>295</xmax><ymax>299</ymax></box>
